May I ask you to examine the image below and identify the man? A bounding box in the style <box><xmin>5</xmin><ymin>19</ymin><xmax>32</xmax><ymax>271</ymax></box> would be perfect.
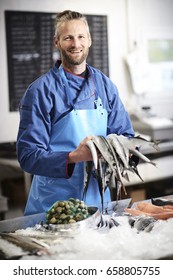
<box><xmin>16</xmin><ymin>10</ymin><xmax>134</xmax><ymax>215</ymax></box>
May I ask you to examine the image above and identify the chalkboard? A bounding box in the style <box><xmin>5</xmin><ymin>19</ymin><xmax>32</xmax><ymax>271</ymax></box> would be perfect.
<box><xmin>5</xmin><ymin>11</ymin><xmax>109</xmax><ymax>111</ymax></box>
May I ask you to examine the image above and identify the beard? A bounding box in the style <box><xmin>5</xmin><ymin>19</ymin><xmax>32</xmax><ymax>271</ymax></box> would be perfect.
<box><xmin>60</xmin><ymin>47</ymin><xmax>89</xmax><ymax>66</ymax></box>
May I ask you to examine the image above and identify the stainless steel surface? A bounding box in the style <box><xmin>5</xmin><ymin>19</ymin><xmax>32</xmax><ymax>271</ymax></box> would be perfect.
<box><xmin>0</xmin><ymin>212</ymin><xmax>46</xmax><ymax>233</ymax></box>
<box><xmin>131</xmin><ymin>117</ymin><xmax>173</xmax><ymax>141</ymax></box>
<box><xmin>0</xmin><ymin>199</ymin><xmax>132</xmax><ymax>233</ymax></box>
<box><xmin>0</xmin><ymin>207</ymin><xmax>101</xmax><ymax>233</ymax></box>
<box><xmin>135</xmin><ymin>125</ymin><xmax>173</xmax><ymax>141</ymax></box>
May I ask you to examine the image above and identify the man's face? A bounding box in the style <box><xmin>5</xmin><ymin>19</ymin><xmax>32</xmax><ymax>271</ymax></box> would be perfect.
<box><xmin>55</xmin><ymin>20</ymin><xmax>92</xmax><ymax>66</ymax></box>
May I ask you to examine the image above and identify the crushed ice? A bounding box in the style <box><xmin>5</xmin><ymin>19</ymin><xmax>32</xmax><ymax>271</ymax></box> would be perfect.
<box><xmin>12</xmin><ymin>216</ymin><xmax>173</xmax><ymax>260</ymax></box>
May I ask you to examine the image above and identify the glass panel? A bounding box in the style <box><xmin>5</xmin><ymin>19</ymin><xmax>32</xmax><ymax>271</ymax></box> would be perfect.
<box><xmin>148</xmin><ymin>39</ymin><xmax>173</xmax><ymax>63</ymax></box>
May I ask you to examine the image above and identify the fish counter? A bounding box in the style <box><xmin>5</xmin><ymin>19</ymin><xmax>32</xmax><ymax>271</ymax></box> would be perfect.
<box><xmin>0</xmin><ymin>196</ymin><xmax>173</xmax><ymax>260</ymax></box>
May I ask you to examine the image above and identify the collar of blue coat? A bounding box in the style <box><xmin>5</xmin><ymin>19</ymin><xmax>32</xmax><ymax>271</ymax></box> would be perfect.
<box><xmin>55</xmin><ymin>63</ymin><xmax>97</xmax><ymax>108</ymax></box>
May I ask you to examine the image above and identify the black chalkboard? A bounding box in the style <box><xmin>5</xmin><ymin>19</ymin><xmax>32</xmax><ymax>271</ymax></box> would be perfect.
<box><xmin>5</xmin><ymin>11</ymin><xmax>109</xmax><ymax>111</ymax></box>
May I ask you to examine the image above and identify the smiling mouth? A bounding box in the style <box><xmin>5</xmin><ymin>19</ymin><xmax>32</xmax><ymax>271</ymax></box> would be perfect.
<box><xmin>69</xmin><ymin>50</ymin><xmax>82</xmax><ymax>54</ymax></box>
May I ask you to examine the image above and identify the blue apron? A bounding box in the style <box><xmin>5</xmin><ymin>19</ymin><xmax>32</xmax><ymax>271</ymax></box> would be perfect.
<box><xmin>24</xmin><ymin>66</ymin><xmax>111</xmax><ymax>215</ymax></box>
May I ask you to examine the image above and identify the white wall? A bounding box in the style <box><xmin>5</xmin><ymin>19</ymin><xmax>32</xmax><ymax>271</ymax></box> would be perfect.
<box><xmin>126</xmin><ymin>0</ymin><xmax>173</xmax><ymax>118</ymax></box>
<box><xmin>0</xmin><ymin>0</ymin><xmax>173</xmax><ymax>143</ymax></box>
<box><xmin>127</xmin><ymin>0</ymin><xmax>173</xmax><ymax>50</ymax></box>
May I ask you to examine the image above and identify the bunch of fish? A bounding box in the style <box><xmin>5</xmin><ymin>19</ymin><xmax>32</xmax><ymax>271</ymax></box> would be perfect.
<box><xmin>83</xmin><ymin>134</ymin><xmax>159</xmax><ymax>212</ymax></box>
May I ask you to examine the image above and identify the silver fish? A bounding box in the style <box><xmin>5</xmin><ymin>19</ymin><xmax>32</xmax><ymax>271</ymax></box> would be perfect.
<box><xmin>107</xmin><ymin>134</ymin><xmax>130</xmax><ymax>170</ymax></box>
<box><xmin>101</xmin><ymin>136</ymin><xmax>127</xmax><ymax>196</ymax></box>
<box><xmin>86</xmin><ymin>139</ymin><xmax>98</xmax><ymax>170</ymax></box>
<box><xmin>0</xmin><ymin>233</ymin><xmax>50</xmax><ymax>256</ymax></box>
<box><xmin>129</xmin><ymin>147</ymin><xmax>156</xmax><ymax>166</ymax></box>
<box><xmin>85</xmin><ymin>134</ymin><xmax>159</xmax><ymax>212</ymax></box>
<box><xmin>91</xmin><ymin>136</ymin><xmax>119</xmax><ymax>179</ymax></box>
<box><xmin>129</xmin><ymin>135</ymin><xmax>160</xmax><ymax>151</ymax></box>
<box><xmin>109</xmin><ymin>134</ymin><xmax>157</xmax><ymax>166</ymax></box>
<box><xmin>109</xmin><ymin>172</ymin><xmax>120</xmax><ymax>201</ymax></box>
<box><xmin>97</xmin><ymin>157</ymin><xmax>105</xmax><ymax>212</ymax></box>
<box><xmin>129</xmin><ymin>216</ymin><xmax>156</xmax><ymax>232</ymax></box>
<box><xmin>83</xmin><ymin>161</ymin><xmax>93</xmax><ymax>201</ymax></box>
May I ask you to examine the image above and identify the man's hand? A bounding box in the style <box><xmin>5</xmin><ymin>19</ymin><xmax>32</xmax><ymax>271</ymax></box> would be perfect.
<box><xmin>68</xmin><ymin>136</ymin><xmax>93</xmax><ymax>163</ymax></box>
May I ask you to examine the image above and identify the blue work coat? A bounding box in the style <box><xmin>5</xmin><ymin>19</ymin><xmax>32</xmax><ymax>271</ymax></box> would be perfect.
<box><xmin>16</xmin><ymin>63</ymin><xmax>134</xmax><ymax>215</ymax></box>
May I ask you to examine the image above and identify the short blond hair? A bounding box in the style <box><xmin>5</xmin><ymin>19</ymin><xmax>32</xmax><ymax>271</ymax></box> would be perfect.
<box><xmin>54</xmin><ymin>10</ymin><xmax>90</xmax><ymax>38</ymax></box>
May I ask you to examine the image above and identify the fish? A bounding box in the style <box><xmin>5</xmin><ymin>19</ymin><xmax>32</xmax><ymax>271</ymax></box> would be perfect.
<box><xmin>151</xmin><ymin>197</ymin><xmax>173</xmax><ymax>207</ymax></box>
<box><xmin>110</xmin><ymin>136</ymin><xmax>141</xmax><ymax>181</ymax></box>
<box><xmin>95</xmin><ymin>157</ymin><xmax>105</xmax><ymax>212</ymax></box>
<box><xmin>86</xmin><ymin>140</ymin><xmax>98</xmax><ymax>170</ymax></box>
<box><xmin>107</xmin><ymin>134</ymin><xmax>130</xmax><ymax>170</ymax></box>
<box><xmin>109</xmin><ymin>134</ymin><xmax>157</xmax><ymax>166</ymax></box>
<box><xmin>83</xmin><ymin>161</ymin><xmax>93</xmax><ymax>201</ymax></box>
<box><xmin>88</xmin><ymin>136</ymin><xmax>121</xmax><ymax>211</ymax></box>
<box><xmin>101</xmin><ymin>136</ymin><xmax>124</xmax><ymax>183</ymax></box>
<box><xmin>125</xmin><ymin>207</ymin><xmax>173</xmax><ymax>220</ymax></box>
<box><xmin>97</xmin><ymin>214</ymin><xmax>119</xmax><ymax>229</ymax></box>
<box><xmin>125</xmin><ymin>201</ymin><xmax>173</xmax><ymax>220</ymax></box>
<box><xmin>0</xmin><ymin>237</ymin><xmax>28</xmax><ymax>260</ymax></box>
<box><xmin>0</xmin><ymin>233</ymin><xmax>50</xmax><ymax>256</ymax></box>
<box><xmin>94</xmin><ymin>136</ymin><xmax>128</xmax><ymax>208</ymax></box>
<box><xmin>129</xmin><ymin>135</ymin><xmax>160</xmax><ymax>151</ymax></box>
<box><xmin>91</xmin><ymin>135</ymin><xmax>118</xmax><ymax>176</ymax></box>
<box><xmin>128</xmin><ymin>157</ymin><xmax>144</xmax><ymax>181</ymax></box>
<box><xmin>99</xmin><ymin>136</ymin><xmax>127</xmax><ymax>198</ymax></box>
<box><xmin>129</xmin><ymin>216</ymin><xmax>156</xmax><ymax>232</ymax></box>
<box><xmin>84</xmin><ymin>134</ymin><xmax>159</xmax><ymax>213</ymax></box>
<box><xmin>109</xmin><ymin>172</ymin><xmax>119</xmax><ymax>201</ymax></box>
<box><xmin>128</xmin><ymin>147</ymin><xmax>157</xmax><ymax>166</ymax></box>
<box><xmin>103</xmin><ymin>163</ymin><xmax>121</xmax><ymax>202</ymax></box>
<box><xmin>162</xmin><ymin>205</ymin><xmax>173</xmax><ymax>211</ymax></box>
<box><xmin>136</xmin><ymin>202</ymin><xmax>173</xmax><ymax>214</ymax></box>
